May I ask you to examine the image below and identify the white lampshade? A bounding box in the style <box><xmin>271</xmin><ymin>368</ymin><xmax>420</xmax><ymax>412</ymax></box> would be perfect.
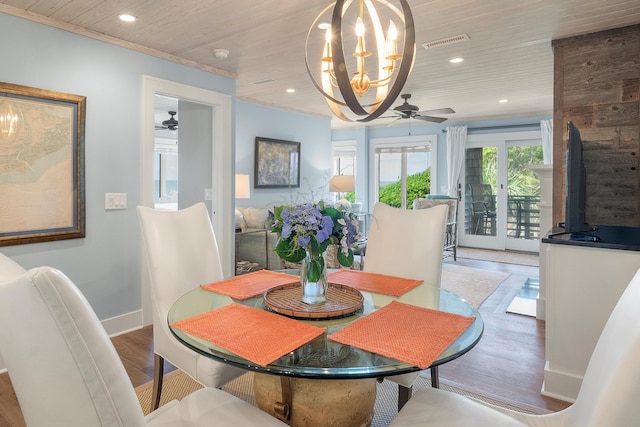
<box><xmin>235</xmin><ymin>174</ymin><xmax>250</xmax><ymax>199</ymax></box>
<box><xmin>329</xmin><ymin>175</ymin><xmax>355</xmax><ymax>193</ymax></box>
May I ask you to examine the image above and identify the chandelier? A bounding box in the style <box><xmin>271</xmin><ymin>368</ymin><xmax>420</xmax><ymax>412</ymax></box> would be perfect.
<box><xmin>305</xmin><ymin>0</ymin><xmax>415</xmax><ymax>122</ymax></box>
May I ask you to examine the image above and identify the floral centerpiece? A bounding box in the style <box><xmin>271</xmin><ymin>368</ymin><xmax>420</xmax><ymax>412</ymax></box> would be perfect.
<box><xmin>272</xmin><ymin>201</ymin><xmax>361</xmax><ymax>304</ymax></box>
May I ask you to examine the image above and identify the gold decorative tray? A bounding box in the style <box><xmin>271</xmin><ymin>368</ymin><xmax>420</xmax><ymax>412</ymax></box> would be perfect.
<box><xmin>263</xmin><ymin>282</ymin><xmax>364</xmax><ymax>319</ymax></box>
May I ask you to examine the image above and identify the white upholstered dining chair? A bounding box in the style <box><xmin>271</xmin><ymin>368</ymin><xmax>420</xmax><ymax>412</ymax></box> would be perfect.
<box><xmin>137</xmin><ymin>203</ymin><xmax>245</xmax><ymax>411</ymax></box>
<box><xmin>390</xmin><ymin>267</ymin><xmax>640</xmax><ymax>426</ymax></box>
<box><xmin>0</xmin><ymin>266</ymin><xmax>287</xmax><ymax>427</ymax></box>
<box><xmin>364</xmin><ymin>202</ymin><xmax>449</xmax><ymax>410</ymax></box>
<box><xmin>0</xmin><ymin>251</ymin><xmax>26</xmax><ymax>278</ymax></box>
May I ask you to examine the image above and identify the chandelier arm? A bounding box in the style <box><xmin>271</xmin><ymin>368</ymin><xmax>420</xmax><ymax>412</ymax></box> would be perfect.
<box><xmin>357</xmin><ymin>0</ymin><xmax>414</xmax><ymax>122</ymax></box>
<box><xmin>304</xmin><ymin>11</ymin><xmax>351</xmax><ymax>109</ymax></box>
<box><xmin>331</xmin><ymin>0</ymin><xmax>369</xmax><ymax>117</ymax></box>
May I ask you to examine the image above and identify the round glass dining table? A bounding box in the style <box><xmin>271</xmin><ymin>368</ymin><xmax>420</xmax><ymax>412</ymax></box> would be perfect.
<box><xmin>167</xmin><ymin>274</ymin><xmax>484</xmax><ymax>380</ymax></box>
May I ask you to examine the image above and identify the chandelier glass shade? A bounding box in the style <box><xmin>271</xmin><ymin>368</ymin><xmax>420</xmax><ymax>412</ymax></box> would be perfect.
<box><xmin>306</xmin><ymin>0</ymin><xmax>415</xmax><ymax>122</ymax></box>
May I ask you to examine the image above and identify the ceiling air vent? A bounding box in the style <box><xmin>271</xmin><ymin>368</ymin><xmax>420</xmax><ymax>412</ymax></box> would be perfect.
<box><xmin>421</xmin><ymin>34</ymin><xmax>470</xmax><ymax>50</ymax></box>
<box><xmin>250</xmin><ymin>78</ymin><xmax>276</xmax><ymax>85</ymax></box>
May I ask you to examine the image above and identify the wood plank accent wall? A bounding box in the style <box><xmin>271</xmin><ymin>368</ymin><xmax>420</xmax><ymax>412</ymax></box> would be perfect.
<box><xmin>552</xmin><ymin>24</ymin><xmax>640</xmax><ymax>228</ymax></box>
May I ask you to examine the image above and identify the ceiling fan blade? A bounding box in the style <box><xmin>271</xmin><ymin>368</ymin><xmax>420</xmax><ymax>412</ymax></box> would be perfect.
<box><xmin>414</xmin><ymin>115</ymin><xmax>448</xmax><ymax>123</ymax></box>
<box><xmin>155</xmin><ymin>125</ymin><xmax>166</xmax><ymax>130</ymax></box>
<box><xmin>418</xmin><ymin>107</ymin><xmax>455</xmax><ymax>115</ymax></box>
<box><xmin>386</xmin><ymin>118</ymin><xmax>402</xmax><ymax>127</ymax></box>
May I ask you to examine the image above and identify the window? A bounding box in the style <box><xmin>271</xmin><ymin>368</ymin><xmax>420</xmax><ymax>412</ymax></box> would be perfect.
<box><xmin>331</xmin><ymin>140</ymin><xmax>356</xmax><ymax>202</ymax></box>
<box><xmin>370</xmin><ymin>135</ymin><xmax>437</xmax><ymax>209</ymax></box>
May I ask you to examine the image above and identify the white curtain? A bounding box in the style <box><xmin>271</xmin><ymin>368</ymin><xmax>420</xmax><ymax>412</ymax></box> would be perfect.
<box><xmin>446</xmin><ymin>126</ymin><xmax>467</xmax><ymax>199</ymax></box>
<box><xmin>541</xmin><ymin>119</ymin><xmax>553</xmax><ymax>164</ymax></box>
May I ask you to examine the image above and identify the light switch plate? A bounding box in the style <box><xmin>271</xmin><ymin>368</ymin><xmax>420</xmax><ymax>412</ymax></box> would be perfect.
<box><xmin>105</xmin><ymin>193</ymin><xmax>127</xmax><ymax>210</ymax></box>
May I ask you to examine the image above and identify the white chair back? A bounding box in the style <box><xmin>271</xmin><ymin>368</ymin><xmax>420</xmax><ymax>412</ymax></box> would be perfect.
<box><xmin>364</xmin><ymin>202</ymin><xmax>448</xmax><ymax>307</ymax></box>
<box><xmin>137</xmin><ymin>203</ymin><xmax>243</xmax><ymax>391</ymax></box>
<box><xmin>138</xmin><ymin>203</ymin><xmax>225</xmax><ymax>324</ymax></box>
<box><xmin>0</xmin><ymin>251</ymin><xmax>26</xmax><ymax>278</ymax></box>
<box><xmin>568</xmin><ymin>267</ymin><xmax>640</xmax><ymax>426</ymax></box>
<box><xmin>0</xmin><ymin>252</ymin><xmax>27</xmax><ymax>375</ymax></box>
<box><xmin>0</xmin><ymin>267</ymin><xmax>146</xmax><ymax>427</ymax></box>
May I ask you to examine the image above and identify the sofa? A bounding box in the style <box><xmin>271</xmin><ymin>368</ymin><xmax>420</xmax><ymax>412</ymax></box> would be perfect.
<box><xmin>235</xmin><ymin>207</ymin><xmax>281</xmax><ymax>272</ymax></box>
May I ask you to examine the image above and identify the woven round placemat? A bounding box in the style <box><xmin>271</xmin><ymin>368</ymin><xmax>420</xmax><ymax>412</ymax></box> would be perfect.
<box><xmin>264</xmin><ymin>282</ymin><xmax>364</xmax><ymax>319</ymax></box>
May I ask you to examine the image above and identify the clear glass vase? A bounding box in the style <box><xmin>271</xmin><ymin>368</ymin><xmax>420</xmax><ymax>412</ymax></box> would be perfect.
<box><xmin>300</xmin><ymin>249</ymin><xmax>328</xmax><ymax>304</ymax></box>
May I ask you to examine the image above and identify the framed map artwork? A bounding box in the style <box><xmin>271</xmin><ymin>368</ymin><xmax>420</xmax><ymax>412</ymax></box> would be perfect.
<box><xmin>254</xmin><ymin>137</ymin><xmax>300</xmax><ymax>188</ymax></box>
<box><xmin>0</xmin><ymin>82</ymin><xmax>86</xmax><ymax>246</ymax></box>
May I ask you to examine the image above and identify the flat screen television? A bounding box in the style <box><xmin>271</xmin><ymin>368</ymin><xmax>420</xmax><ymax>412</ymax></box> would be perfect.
<box><xmin>561</xmin><ymin>121</ymin><xmax>589</xmax><ymax>234</ymax></box>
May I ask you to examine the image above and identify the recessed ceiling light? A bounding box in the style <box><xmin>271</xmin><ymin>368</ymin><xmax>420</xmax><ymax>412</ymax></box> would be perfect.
<box><xmin>286</xmin><ymin>89</ymin><xmax>295</xmax><ymax>93</ymax></box>
<box><xmin>317</xmin><ymin>22</ymin><xmax>330</xmax><ymax>30</ymax></box>
<box><xmin>119</xmin><ymin>14</ymin><xmax>137</xmax><ymax>22</ymax></box>
<box><xmin>499</xmin><ymin>99</ymin><xmax>509</xmax><ymax>103</ymax></box>
<box><xmin>449</xmin><ymin>57</ymin><xmax>464</xmax><ymax>63</ymax></box>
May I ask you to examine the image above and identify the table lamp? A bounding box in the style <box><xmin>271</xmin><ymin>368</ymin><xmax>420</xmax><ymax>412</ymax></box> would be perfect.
<box><xmin>329</xmin><ymin>175</ymin><xmax>354</xmax><ymax>211</ymax></box>
<box><xmin>235</xmin><ymin>174</ymin><xmax>250</xmax><ymax>228</ymax></box>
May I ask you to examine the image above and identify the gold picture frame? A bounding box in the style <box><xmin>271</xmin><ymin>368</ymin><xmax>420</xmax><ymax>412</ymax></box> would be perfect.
<box><xmin>0</xmin><ymin>82</ymin><xmax>86</xmax><ymax>246</ymax></box>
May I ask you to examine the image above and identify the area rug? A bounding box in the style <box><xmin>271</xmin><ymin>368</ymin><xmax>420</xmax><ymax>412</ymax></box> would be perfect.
<box><xmin>457</xmin><ymin>247</ymin><xmax>539</xmax><ymax>267</ymax></box>
<box><xmin>136</xmin><ymin>371</ymin><xmax>548</xmax><ymax>423</ymax></box>
<box><xmin>441</xmin><ymin>263</ymin><xmax>510</xmax><ymax>308</ymax></box>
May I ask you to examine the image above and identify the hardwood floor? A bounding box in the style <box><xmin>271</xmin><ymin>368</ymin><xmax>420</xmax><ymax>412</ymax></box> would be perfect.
<box><xmin>440</xmin><ymin>255</ymin><xmax>570</xmax><ymax>412</ymax></box>
<box><xmin>0</xmin><ymin>254</ymin><xmax>570</xmax><ymax>426</ymax></box>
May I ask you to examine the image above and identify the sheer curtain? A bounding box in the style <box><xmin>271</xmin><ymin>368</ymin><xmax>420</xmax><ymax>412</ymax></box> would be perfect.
<box><xmin>446</xmin><ymin>126</ymin><xmax>467</xmax><ymax>198</ymax></box>
<box><xmin>541</xmin><ymin>119</ymin><xmax>553</xmax><ymax>164</ymax></box>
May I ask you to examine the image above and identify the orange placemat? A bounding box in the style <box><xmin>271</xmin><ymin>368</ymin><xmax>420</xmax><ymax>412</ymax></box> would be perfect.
<box><xmin>328</xmin><ymin>300</ymin><xmax>475</xmax><ymax>368</ymax></box>
<box><xmin>201</xmin><ymin>270</ymin><xmax>298</xmax><ymax>300</ymax></box>
<box><xmin>171</xmin><ymin>303</ymin><xmax>325</xmax><ymax>366</ymax></box>
<box><xmin>327</xmin><ymin>269</ymin><xmax>423</xmax><ymax>297</ymax></box>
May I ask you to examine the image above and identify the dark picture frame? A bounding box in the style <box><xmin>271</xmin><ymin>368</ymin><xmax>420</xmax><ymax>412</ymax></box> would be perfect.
<box><xmin>254</xmin><ymin>137</ymin><xmax>300</xmax><ymax>188</ymax></box>
<box><xmin>0</xmin><ymin>82</ymin><xmax>86</xmax><ymax>246</ymax></box>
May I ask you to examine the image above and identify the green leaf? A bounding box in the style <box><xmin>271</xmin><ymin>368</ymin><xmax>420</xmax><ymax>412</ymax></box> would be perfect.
<box><xmin>337</xmin><ymin>249</ymin><xmax>354</xmax><ymax>267</ymax></box>
<box><xmin>275</xmin><ymin>238</ymin><xmax>305</xmax><ymax>263</ymax></box>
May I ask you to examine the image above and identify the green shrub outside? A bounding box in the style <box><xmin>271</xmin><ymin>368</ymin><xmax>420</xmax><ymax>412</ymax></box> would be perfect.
<box><xmin>379</xmin><ymin>169</ymin><xmax>431</xmax><ymax>208</ymax></box>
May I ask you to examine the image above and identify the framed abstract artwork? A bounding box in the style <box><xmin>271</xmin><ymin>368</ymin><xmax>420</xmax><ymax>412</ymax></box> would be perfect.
<box><xmin>254</xmin><ymin>137</ymin><xmax>300</xmax><ymax>188</ymax></box>
<box><xmin>0</xmin><ymin>82</ymin><xmax>86</xmax><ymax>246</ymax></box>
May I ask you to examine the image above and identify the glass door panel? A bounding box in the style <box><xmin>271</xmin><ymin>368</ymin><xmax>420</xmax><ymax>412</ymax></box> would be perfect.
<box><xmin>461</xmin><ymin>146</ymin><xmax>503</xmax><ymax>249</ymax></box>
<box><xmin>505</xmin><ymin>143</ymin><xmax>543</xmax><ymax>251</ymax></box>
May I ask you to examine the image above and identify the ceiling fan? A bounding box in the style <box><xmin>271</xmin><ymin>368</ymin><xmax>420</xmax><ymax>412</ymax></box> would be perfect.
<box><xmin>155</xmin><ymin>111</ymin><xmax>178</xmax><ymax>131</ymax></box>
<box><xmin>382</xmin><ymin>94</ymin><xmax>455</xmax><ymax>125</ymax></box>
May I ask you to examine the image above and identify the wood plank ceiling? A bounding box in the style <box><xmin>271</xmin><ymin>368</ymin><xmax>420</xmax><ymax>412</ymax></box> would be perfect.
<box><xmin>1</xmin><ymin>0</ymin><xmax>639</xmax><ymax>129</ymax></box>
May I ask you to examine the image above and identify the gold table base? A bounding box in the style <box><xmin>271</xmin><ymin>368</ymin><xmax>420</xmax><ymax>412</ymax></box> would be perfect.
<box><xmin>253</xmin><ymin>372</ymin><xmax>376</xmax><ymax>427</ymax></box>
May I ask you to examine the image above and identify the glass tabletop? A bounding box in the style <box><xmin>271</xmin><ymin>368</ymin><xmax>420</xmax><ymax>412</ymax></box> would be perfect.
<box><xmin>168</xmin><ymin>273</ymin><xmax>484</xmax><ymax>380</ymax></box>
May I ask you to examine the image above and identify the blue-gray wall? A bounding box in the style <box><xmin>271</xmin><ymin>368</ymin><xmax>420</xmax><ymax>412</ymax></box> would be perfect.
<box><xmin>235</xmin><ymin>101</ymin><xmax>332</xmax><ymax>209</ymax></box>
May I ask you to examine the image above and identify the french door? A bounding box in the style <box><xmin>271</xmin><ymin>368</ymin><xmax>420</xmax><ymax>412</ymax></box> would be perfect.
<box><xmin>458</xmin><ymin>131</ymin><xmax>543</xmax><ymax>252</ymax></box>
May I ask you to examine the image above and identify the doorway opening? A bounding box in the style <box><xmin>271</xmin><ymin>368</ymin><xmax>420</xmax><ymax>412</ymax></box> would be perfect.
<box><xmin>154</xmin><ymin>95</ymin><xmax>179</xmax><ymax>210</ymax></box>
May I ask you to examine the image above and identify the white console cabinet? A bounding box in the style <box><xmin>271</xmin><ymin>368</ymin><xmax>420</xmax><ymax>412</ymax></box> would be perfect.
<box><xmin>541</xmin><ymin>240</ymin><xmax>640</xmax><ymax>402</ymax></box>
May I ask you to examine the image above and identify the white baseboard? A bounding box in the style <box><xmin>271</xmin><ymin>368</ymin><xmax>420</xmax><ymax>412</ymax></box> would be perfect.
<box><xmin>541</xmin><ymin>361</ymin><xmax>580</xmax><ymax>403</ymax></box>
<box><xmin>0</xmin><ymin>309</ymin><xmax>144</xmax><ymax>374</ymax></box>
<box><xmin>102</xmin><ymin>309</ymin><xmax>144</xmax><ymax>337</ymax></box>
